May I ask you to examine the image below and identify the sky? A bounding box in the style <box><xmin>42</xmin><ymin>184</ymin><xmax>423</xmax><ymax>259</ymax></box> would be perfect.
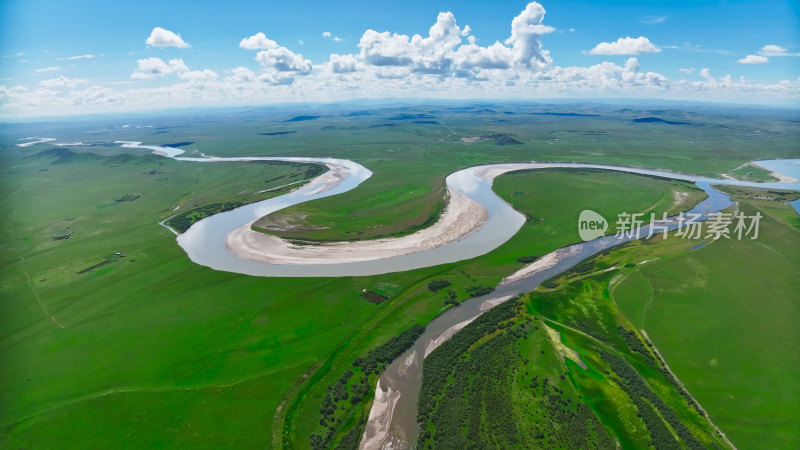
<box><xmin>1</xmin><ymin>0</ymin><xmax>798</xmax><ymax>118</ymax></box>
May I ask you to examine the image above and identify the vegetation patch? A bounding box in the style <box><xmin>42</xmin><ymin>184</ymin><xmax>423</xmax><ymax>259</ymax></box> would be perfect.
<box><xmin>418</xmin><ymin>255</ymin><xmax>729</xmax><ymax>449</ymax></box>
<box><xmin>486</xmin><ymin>133</ymin><xmax>523</xmax><ymax>145</ymax></box>
<box><xmin>713</xmin><ymin>184</ymin><xmax>800</xmax><ymax>201</ymax></box>
<box><xmin>309</xmin><ymin>324</ymin><xmax>425</xmax><ymax>450</ymax></box>
<box><xmin>361</xmin><ymin>290</ymin><xmax>388</xmax><ymax>304</ymax></box>
<box><xmin>515</xmin><ymin>254</ymin><xmax>538</xmax><ymax>263</ymax></box>
<box><xmin>285</xmin><ymin>115</ymin><xmax>321</xmax><ymax>122</ymax></box>
<box><xmin>633</xmin><ymin>117</ymin><xmax>693</xmax><ymax>125</ymax></box>
<box><xmin>427</xmin><ymin>279</ymin><xmax>451</xmax><ymax>293</ymax></box>
<box><xmin>725</xmin><ymin>163</ymin><xmax>779</xmax><ymax>183</ymax></box>
<box><xmin>465</xmin><ymin>285</ymin><xmax>493</xmax><ymax>298</ymax></box>
<box><xmin>114</xmin><ymin>193</ymin><xmax>141</xmax><ymax>202</ymax></box>
<box><xmin>260</xmin><ymin>131</ymin><xmax>297</xmax><ymax>136</ymax></box>
<box><xmin>612</xmin><ymin>200</ymin><xmax>800</xmax><ymax>449</ymax></box>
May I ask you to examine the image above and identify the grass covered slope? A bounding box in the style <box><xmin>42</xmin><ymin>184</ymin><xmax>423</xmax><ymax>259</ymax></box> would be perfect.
<box><xmin>612</xmin><ymin>199</ymin><xmax>800</xmax><ymax>449</ymax></box>
<box><xmin>253</xmin><ymin>160</ymin><xmax>447</xmax><ymax>241</ymax></box>
<box><xmin>418</xmin><ymin>272</ymin><xmax>725</xmax><ymax>449</ymax></box>
<box><xmin>417</xmin><ymin>260</ymin><xmax>729</xmax><ymax>449</ymax></box>
<box><xmin>417</xmin><ymin>298</ymin><xmax>615</xmax><ymax>449</ymax></box>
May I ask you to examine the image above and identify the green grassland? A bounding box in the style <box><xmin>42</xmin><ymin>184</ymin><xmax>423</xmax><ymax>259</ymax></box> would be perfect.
<box><xmin>0</xmin><ymin>104</ymin><xmax>797</xmax><ymax>448</ymax></box>
<box><xmin>725</xmin><ymin>163</ymin><xmax>779</xmax><ymax>183</ymax></box>
<box><xmin>711</xmin><ymin>184</ymin><xmax>800</xmax><ymax>202</ymax></box>
<box><xmin>417</xmin><ymin>248</ymin><xmax>729</xmax><ymax>449</ymax></box>
<box><xmin>611</xmin><ymin>199</ymin><xmax>800</xmax><ymax>449</ymax></box>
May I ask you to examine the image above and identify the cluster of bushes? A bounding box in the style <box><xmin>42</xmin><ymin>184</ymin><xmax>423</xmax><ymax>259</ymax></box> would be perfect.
<box><xmin>617</xmin><ymin>326</ymin><xmax>656</xmax><ymax>366</ymax></box>
<box><xmin>566</xmin><ymin>258</ymin><xmax>599</xmax><ymax>277</ymax></box>
<box><xmin>427</xmin><ymin>279</ymin><xmax>451</xmax><ymax>293</ymax></box>
<box><xmin>422</xmin><ymin>331</ymin><xmax>522</xmax><ymax>448</ymax></box>
<box><xmin>568</xmin><ymin>318</ymin><xmax>609</xmax><ymax>343</ymax></box>
<box><xmin>466</xmin><ymin>285</ymin><xmax>493</xmax><ymax>298</ymax></box>
<box><xmin>600</xmin><ymin>349</ymin><xmax>703</xmax><ymax>449</ymax></box>
<box><xmin>114</xmin><ymin>193</ymin><xmax>140</xmax><ymax>202</ymax></box>
<box><xmin>333</xmin><ymin>420</ymin><xmax>365</xmax><ymax>450</ymax></box>
<box><xmin>352</xmin><ymin>324</ymin><xmax>425</xmax><ymax>375</ymax></box>
<box><xmin>443</xmin><ymin>297</ymin><xmax>459</xmax><ymax>307</ymax></box>
<box><xmin>417</xmin><ymin>299</ymin><xmax>519</xmax><ymax>429</ymax></box>
<box><xmin>310</xmin><ymin>324</ymin><xmax>426</xmax><ymax>449</ymax></box>
<box><xmin>168</xmin><ymin>200</ymin><xmax>250</xmax><ymax>232</ymax></box>
<box><xmin>417</xmin><ymin>303</ymin><xmax>613</xmax><ymax>449</ymax></box>
<box><xmin>168</xmin><ymin>162</ymin><xmax>324</xmax><ymax>233</ymax></box>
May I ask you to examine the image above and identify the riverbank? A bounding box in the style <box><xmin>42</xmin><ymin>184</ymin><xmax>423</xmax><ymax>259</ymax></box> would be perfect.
<box><xmin>224</xmin><ymin>187</ymin><xmax>488</xmax><ymax>264</ymax></box>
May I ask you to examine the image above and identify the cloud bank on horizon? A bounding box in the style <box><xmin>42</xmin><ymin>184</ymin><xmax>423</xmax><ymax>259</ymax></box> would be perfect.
<box><xmin>1</xmin><ymin>1</ymin><xmax>798</xmax><ymax>118</ymax></box>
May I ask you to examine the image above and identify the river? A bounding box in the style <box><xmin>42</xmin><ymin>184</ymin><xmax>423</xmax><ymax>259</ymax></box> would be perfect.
<box><xmin>26</xmin><ymin>139</ymin><xmax>800</xmax><ymax>448</ymax></box>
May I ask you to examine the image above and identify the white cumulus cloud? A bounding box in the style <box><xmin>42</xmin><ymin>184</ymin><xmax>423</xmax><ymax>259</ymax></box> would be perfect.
<box><xmin>226</xmin><ymin>66</ymin><xmax>257</xmax><ymax>82</ymax></box>
<box><xmin>588</xmin><ymin>36</ymin><xmax>661</xmax><ymax>55</ymax></box>
<box><xmin>4</xmin><ymin>1</ymin><xmax>800</xmax><ymax>118</ymax></box>
<box><xmin>506</xmin><ymin>2</ymin><xmax>555</xmax><ymax>68</ymax></box>
<box><xmin>758</xmin><ymin>44</ymin><xmax>799</xmax><ymax>57</ymax></box>
<box><xmin>357</xmin><ymin>11</ymin><xmax>465</xmax><ymax>74</ymax></box>
<box><xmin>737</xmin><ymin>54</ymin><xmax>768</xmax><ymax>64</ymax></box>
<box><xmin>322</xmin><ymin>31</ymin><xmax>343</xmax><ymax>41</ymax></box>
<box><xmin>760</xmin><ymin>44</ymin><xmax>786</xmax><ymax>56</ymax></box>
<box><xmin>239</xmin><ymin>32</ymin><xmax>313</xmax><ymax>82</ymax></box>
<box><xmin>240</xmin><ymin>32</ymin><xmax>279</xmax><ymax>50</ymax></box>
<box><xmin>255</xmin><ymin>47</ymin><xmax>312</xmax><ymax>74</ymax></box>
<box><xmin>454</xmin><ymin>42</ymin><xmax>514</xmax><ymax>70</ymax></box>
<box><xmin>452</xmin><ymin>2</ymin><xmax>554</xmax><ymax>75</ymax></box>
<box><xmin>131</xmin><ymin>57</ymin><xmax>189</xmax><ymax>79</ymax></box>
<box><xmin>347</xmin><ymin>2</ymin><xmax>556</xmax><ymax>78</ymax></box>
<box><xmin>146</xmin><ymin>27</ymin><xmax>190</xmax><ymax>48</ymax></box>
<box><xmin>328</xmin><ymin>54</ymin><xmax>360</xmax><ymax>73</ymax></box>
<box><xmin>38</xmin><ymin>76</ymin><xmax>88</xmax><ymax>90</ymax></box>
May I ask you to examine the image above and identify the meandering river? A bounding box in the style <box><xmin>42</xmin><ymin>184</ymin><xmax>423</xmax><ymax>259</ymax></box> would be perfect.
<box><xmin>27</xmin><ymin>139</ymin><xmax>800</xmax><ymax>449</ymax></box>
<box><xmin>115</xmin><ymin>144</ymin><xmax>800</xmax><ymax>449</ymax></box>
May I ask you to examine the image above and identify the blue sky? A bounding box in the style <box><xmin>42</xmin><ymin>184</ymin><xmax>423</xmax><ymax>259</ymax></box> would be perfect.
<box><xmin>1</xmin><ymin>0</ymin><xmax>798</xmax><ymax>117</ymax></box>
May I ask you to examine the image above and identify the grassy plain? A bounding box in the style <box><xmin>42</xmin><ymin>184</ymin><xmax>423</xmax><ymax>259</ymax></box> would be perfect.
<box><xmin>725</xmin><ymin>163</ymin><xmax>779</xmax><ymax>182</ymax></box>
<box><xmin>612</xmin><ymin>199</ymin><xmax>800</xmax><ymax>449</ymax></box>
<box><xmin>0</xmin><ymin>104</ymin><xmax>797</xmax><ymax>448</ymax></box>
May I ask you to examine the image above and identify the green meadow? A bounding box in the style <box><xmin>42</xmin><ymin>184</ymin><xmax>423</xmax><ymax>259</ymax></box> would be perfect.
<box><xmin>612</xmin><ymin>198</ymin><xmax>800</xmax><ymax>449</ymax></box>
<box><xmin>0</xmin><ymin>104</ymin><xmax>798</xmax><ymax>448</ymax></box>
